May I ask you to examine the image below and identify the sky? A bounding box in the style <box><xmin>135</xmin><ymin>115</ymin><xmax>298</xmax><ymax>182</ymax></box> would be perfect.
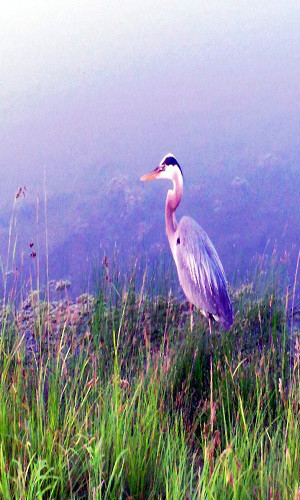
<box><xmin>1</xmin><ymin>0</ymin><xmax>299</xmax><ymax>198</ymax></box>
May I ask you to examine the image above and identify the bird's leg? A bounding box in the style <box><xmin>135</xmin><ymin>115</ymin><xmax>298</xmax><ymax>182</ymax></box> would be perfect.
<box><xmin>208</xmin><ymin>316</ymin><xmax>212</xmax><ymax>337</ymax></box>
<box><xmin>208</xmin><ymin>317</ymin><xmax>214</xmax><ymax>433</ymax></box>
<box><xmin>189</xmin><ymin>302</ymin><xmax>194</xmax><ymax>332</ymax></box>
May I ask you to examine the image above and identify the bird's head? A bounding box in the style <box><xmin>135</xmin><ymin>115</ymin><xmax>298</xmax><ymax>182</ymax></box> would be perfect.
<box><xmin>140</xmin><ymin>153</ymin><xmax>183</xmax><ymax>182</ymax></box>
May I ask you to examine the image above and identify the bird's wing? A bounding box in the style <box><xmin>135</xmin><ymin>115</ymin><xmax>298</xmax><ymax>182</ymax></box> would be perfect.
<box><xmin>175</xmin><ymin>216</ymin><xmax>233</xmax><ymax>329</ymax></box>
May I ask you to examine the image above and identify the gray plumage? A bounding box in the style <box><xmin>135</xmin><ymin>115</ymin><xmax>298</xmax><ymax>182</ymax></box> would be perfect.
<box><xmin>175</xmin><ymin>216</ymin><xmax>233</xmax><ymax>330</ymax></box>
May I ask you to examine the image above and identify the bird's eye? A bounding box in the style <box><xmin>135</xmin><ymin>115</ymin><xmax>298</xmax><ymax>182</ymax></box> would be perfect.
<box><xmin>159</xmin><ymin>165</ymin><xmax>166</xmax><ymax>171</ymax></box>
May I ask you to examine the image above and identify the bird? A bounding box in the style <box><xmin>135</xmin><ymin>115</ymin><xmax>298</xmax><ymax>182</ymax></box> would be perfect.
<box><xmin>140</xmin><ymin>153</ymin><xmax>234</xmax><ymax>331</ymax></box>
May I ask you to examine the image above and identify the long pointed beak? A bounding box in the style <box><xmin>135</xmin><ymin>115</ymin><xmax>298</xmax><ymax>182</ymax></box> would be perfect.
<box><xmin>140</xmin><ymin>167</ymin><xmax>160</xmax><ymax>182</ymax></box>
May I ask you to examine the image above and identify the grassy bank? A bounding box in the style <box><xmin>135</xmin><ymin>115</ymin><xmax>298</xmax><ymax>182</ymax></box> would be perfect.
<box><xmin>0</xmin><ymin>270</ymin><xmax>299</xmax><ymax>498</ymax></box>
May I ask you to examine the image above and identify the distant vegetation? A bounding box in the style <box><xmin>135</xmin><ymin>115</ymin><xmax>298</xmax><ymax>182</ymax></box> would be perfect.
<box><xmin>0</xmin><ymin>158</ymin><xmax>299</xmax><ymax>296</ymax></box>
<box><xmin>0</xmin><ymin>264</ymin><xmax>299</xmax><ymax>498</ymax></box>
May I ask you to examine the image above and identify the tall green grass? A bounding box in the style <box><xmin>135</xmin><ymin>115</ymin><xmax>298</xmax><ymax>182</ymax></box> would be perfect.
<box><xmin>0</xmin><ymin>267</ymin><xmax>299</xmax><ymax>498</ymax></box>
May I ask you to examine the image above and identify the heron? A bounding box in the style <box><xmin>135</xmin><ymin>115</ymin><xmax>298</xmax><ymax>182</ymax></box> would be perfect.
<box><xmin>140</xmin><ymin>153</ymin><xmax>234</xmax><ymax>331</ymax></box>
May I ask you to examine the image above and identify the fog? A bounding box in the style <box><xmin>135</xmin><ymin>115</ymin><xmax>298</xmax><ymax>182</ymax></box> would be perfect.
<box><xmin>0</xmin><ymin>1</ymin><xmax>299</xmax><ymax>294</ymax></box>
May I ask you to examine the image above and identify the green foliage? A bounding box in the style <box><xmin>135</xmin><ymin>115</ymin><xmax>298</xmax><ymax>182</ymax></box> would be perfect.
<box><xmin>0</xmin><ymin>271</ymin><xmax>299</xmax><ymax>498</ymax></box>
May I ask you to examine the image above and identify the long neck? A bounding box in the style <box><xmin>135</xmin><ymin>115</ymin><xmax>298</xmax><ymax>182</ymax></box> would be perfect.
<box><xmin>165</xmin><ymin>169</ymin><xmax>183</xmax><ymax>247</ymax></box>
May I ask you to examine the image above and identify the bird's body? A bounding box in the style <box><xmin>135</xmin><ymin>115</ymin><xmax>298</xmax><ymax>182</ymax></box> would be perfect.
<box><xmin>141</xmin><ymin>153</ymin><xmax>233</xmax><ymax>330</ymax></box>
<box><xmin>174</xmin><ymin>216</ymin><xmax>233</xmax><ymax>330</ymax></box>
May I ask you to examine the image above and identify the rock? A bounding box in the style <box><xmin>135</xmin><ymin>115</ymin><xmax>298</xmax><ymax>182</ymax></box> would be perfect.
<box><xmin>0</xmin><ymin>290</ymin><xmax>96</xmax><ymax>364</ymax></box>
<box><xmin>55</xmin><ymin>279</ymin><xmax>71</xmax><ymax>291</ymax></box>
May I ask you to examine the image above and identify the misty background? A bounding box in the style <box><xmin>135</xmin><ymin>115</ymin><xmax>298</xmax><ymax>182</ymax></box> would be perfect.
<box><xmin>0</xmin><ymin>1</ymin><xmax>299</xmax><ymax>296</ymax></box>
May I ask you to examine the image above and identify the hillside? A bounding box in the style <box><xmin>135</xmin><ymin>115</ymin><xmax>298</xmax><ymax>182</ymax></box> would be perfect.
<box><xmin>0</xmin><ymin>267</ymin><xmax>299</xmax><ymax>497</ymax></box>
